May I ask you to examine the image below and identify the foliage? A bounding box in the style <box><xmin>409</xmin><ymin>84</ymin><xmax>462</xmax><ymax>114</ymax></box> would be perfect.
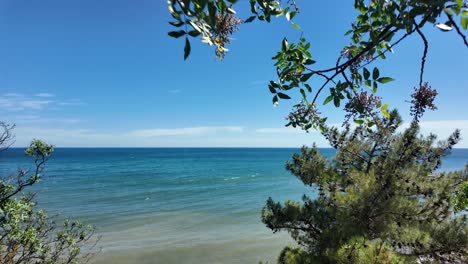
<box><xmin>0</xmin><ymin>125</ymin><xmax>96</xmax><ymax>264</ymax></box>
<box><xmin>168</xmin><ymin>1</ymin><xmax>468</xmax><ymax>263</ymax></box>
<box><xmin>453</xmin><ymin>179</ymin><xmax>468</xmax><ymax>212</ymax></box>
<box><xmin>168</xmin><ymin>0</ymin><xmax>468</xmax><ymax>127</ymax></box>
<box><xmin>167</xmin><ymin>0</ymin><xmax>299</xmax><ymax>60</ymax></box>
<box><xmin>261</xmin><ymin>111</ymin><xmax>468</xmax><ymax>263</ymax></box>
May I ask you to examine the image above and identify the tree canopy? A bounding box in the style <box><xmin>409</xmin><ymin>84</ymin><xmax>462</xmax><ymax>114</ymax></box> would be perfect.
<box><xmin>167</xmin><ymin>1</ymin><xmax>468</xmax><ymax>263</ymax></box>
<box><xmin>262</xmin><ymin>111</ymin><xmax>467</xmax><ymax>263</ymax></box>
<box><xmin>167</xmin><ymin>0</ymin><xmax>468</xmax><ymax>128</ymax></box>
<box><xmin>0</xmin><ymin>123</ymin><xmax>96</xmax><ymax>263</ymax></box>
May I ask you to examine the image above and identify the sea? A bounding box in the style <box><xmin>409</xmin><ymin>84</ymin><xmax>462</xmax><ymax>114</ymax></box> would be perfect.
<box><xmin>0</xmin><ymin>148</ymin><xmax>467</xmax><ymax>264</ymax></box>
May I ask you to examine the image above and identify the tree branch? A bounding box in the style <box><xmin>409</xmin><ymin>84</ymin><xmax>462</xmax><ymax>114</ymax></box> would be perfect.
<box><xmin>413</xmin><ymin>20</ymin><xmax>428</xmax><ymax>88</ymax></box>
<box><xmin>447</xmin><ymin>13</ymin><xmax>468</xmax><ymax>48</ymax></box>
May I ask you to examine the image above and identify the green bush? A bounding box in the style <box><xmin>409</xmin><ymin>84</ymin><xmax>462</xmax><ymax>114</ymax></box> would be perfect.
<box><xmin>0</xmin><ymin>124</ymin><xmax>96</xmax><ymax>264</ymax></box>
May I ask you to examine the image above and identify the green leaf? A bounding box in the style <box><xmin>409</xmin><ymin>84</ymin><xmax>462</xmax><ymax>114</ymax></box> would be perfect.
<box><xmin>244</xmin><ymin>16</ymin><xmax>256</xmax><ymax>23</ymax></box>
<box><xmin>269</xmin><ymin>81</ymin><xmax>279</xmax><ymax>88</ymax></box>
<box><xmin>184</xmin><ymin>38</ymin><xmax>191</xmax><ymax>60</ymax></box>
<box><xmin>365</xmin><ymin>79</ymin><xmax>371</xmax><ymax>87</ymax></box>
<box><xmin>372</xmin><ymin>67</ymin><xmax>380</xmax><ymax>80</ymax></box>
<box><xmin>381</xmin><ymin>103</ymin><xmax>389</xmax><ymax>111</ymax></box>
<box><xmin>354</xmin><ymin>119</ymin><xmax>364</xmax><ymax>125</ymax></box>
<box><xmin>188</xmin><ymin>21</ymin><xmax>202</xmax><ymax>33</ymax></box>
<box><xmin>168</xmin><ymin>4</ymin><xmax>181</xmax><ymax>19</ymax></box>
<box><xmin>377</xmin><ymin>50</ymin><xmax>386</xmax><ymax>59</ymax></box>
<box><xmin>273</xmin><ymin>95</ymin><xmax>279</xmax><ymax>106</ymax></box>
<box><xmin>291</xmin><ymin>22</ymin><xmax>301</xmax><ymax>30</ymax></box>
<box><xmin>372</xmin><ymin>81</ymin><xmax>378</xmax><ymax>93</ymax></box>
<box><xmin>333</xmin><ymin>96</ymin><xmax>340</xmax><ymax>107</ymax></box>
<box><xmin>300</xmin><ymin>89</ymin><xmax>307</xmax><ymax>99</ymax></box>
<box><xmin>168</xmin><ymin>30</ymin><xmax>186</xmax><ymax>38</ymax></box>
<box><xmin>304</xmin><ymin>83</ymin><xmax>312</xmax><ymax>93</ymax></box>
<box><xmin>377</xmin><ymin>77</ymin><xmax>395</xmax><ymax>84</ymax></box>
<box><xmin>188</xmin><ymin>30</ymin><xmax>201</xmax><ymax>37</ymax></box>
<box><xmin>278</xmin><ymin>92</ymin><xmax>291</xmax><ymax>99</ymax></box>
<box><xmin>461</xmin><ymin>16</ymin><xmax>468</xmax><ymax>30</ymax></box>
<box><xmin>300</xmin><ymin>73</ymin><xmax>313</xmax><ymax>82</ymax></box>
<box><xmin>363</xmin><ymin>68</ymin><xmax>370</xmax><ymax>80</ymax></box>
<box><xmin>216</xmin><ymin>0</ymin><xmax>227</xmax><ymax>13</ymax></box>
<box><xmin>268</xmin><ymin>84</ymin><xmax>276</xmax><ymax>94</ymax></box>
<box><xmin>289</xmin><ymin>11</ymin><xmax>297</xmax><ymax>20</ymax></box>
<box><xmin>323</xmin><ymin>95</ymin><xmax>333</xmax><ymax>105</ymax></box>
<box><xmin>169</xmin><ymin>21</ymin><xmax>184</xmax><ymax>27</ymax></box>
<box><xmin>282</xmin><ymin>38</ymin><xmax>288</xmax><ymax>51</ymax></box>
<box><xmin>382</xmin><ymin>110</ymin><xmax>390</xmax><ymax>118</ymax></box>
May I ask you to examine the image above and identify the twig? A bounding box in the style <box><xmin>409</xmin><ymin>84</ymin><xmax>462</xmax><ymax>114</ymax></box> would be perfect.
<box><xmin>447</xmin><ymin>13</ymin><xmax>468</xmax><ymax>48</ymax></box>
<box><xmin>413</xmin><ymin>20</ymin><xmax>428</xmax><ymax>87</ymax></box>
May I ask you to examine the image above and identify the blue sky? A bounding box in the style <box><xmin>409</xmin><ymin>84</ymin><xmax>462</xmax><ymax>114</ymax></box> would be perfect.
<box><xmin>1</xmin><ymin>0</ymin><xmax>467</xmax><ymax>147</ymax></box>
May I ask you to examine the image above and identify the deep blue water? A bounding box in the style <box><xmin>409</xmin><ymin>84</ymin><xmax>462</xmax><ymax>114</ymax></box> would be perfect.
<box><xmin>0</xmin><ymin>148</ymin><xmax>327</xmax><ymax>225</ymax></box>
<box><xmin>0</xmin><ymin>148</ymin><xmax>466</xmax><ymax>263</ymax></box>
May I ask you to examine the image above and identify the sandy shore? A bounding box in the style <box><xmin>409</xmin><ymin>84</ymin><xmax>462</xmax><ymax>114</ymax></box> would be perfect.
<box><xmin>91</xmin><ymin>233</ymin><xmax>293</xmax><ymax>264</ymax></box>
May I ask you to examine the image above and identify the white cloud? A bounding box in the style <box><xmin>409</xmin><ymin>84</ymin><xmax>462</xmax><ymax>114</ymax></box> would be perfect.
<box><xmin>3</xmin><ymin>93</ymin><xmax>22</xmax><ymax>97</ymax></box>
<box><xmin>400</xmin><ymin>120</ymin><xmax>468</xmax><ymax>140</ymax></box>
<box><xmin>11</xmin><ymin>126</ymin><xmax>245</xmax><ymax>147</ymax></box>
<box><xmin>0</xmin><ymin>93</ymin><xmax>84</xmax><ymax>111</ymax></box>
<box><xmin>8</xmin><ymin>120</ymin><xmax>468</xmax><ymax>148</ymax></box>
<box><xmin>19</xmin><ymin>100</ymin><xmax>53</xmax><ymax>110</ymax></box>
<box><xmin>34</xmin><ymin>93</ymin><xmax>55</xmax><ymax>98</ymax></box>
<box><xmin>56</xmin><ymin>99</ymin><xmax>85</xmax><ymax>106</ymax></box>
<box><xmin>127</xmin><ymin>126</ymin><xmax>244</xmax><ymax>137</ymax></box>
<box><xmin>6</xmin><ymin>115</ymin><xmax>82</xmax><ymax>125</ymax></box>
<box><xmin>0</xmin><ymin>95</ymin><xmax>52</xmax><ymax>111</ymax></box>
<box><xmin>255</xmin><ymin>127</ymin><xmax>305</xmax><ymax>134</ymax></box>
<box><xmin>419</xmin><ymin>120</ymin><xmax>468</xmax><ymax>130</ymax></box>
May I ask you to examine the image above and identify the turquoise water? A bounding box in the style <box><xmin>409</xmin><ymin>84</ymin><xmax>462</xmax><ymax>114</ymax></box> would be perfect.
<box><xmin>0</xmin><ymin>148</ymin><xmax>467</xmax><ymax>263</ymax></box>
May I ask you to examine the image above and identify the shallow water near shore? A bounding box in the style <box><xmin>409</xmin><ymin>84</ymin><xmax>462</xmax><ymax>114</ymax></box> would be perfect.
<box><xmin>0</xmin><ymin>148</ymin><xmax>466</xmax><ymax>263</ymax></box>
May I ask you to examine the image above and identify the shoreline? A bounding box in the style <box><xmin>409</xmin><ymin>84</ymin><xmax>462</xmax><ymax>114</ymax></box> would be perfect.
<box><xmin>91</xmin><ymin>232</ymin><xmax>294</xmax><ymax>264</ymax></box>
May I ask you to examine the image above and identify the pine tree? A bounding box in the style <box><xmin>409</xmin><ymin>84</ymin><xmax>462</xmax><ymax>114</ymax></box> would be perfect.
<box><xmin>262</xmin><ymin>111</ymin><xmax>467</xmax><ymax>263</ymax></box>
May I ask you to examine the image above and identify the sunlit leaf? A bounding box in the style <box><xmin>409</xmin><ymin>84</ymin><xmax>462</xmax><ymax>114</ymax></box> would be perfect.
<box><xmin>436</xmin><ymin>23</ymin><xmax>452</xmax><ymax>31</ymax></box>
<box><xmin>382</xmin><ymin>110</ymin><xmax>390</xmax><ymax>118</ymax></box>
<box><xmin>461</xmin><ymin>16</ymin><xmax>468</xmax><ymax>30</ymax></box>
<box><xmin>381</xmin><ymin>103</ymin><xmax>389</xmax><ymax>111</ymax></box>
<box><xmin>354</xmin><ymin>119</ymin><xmax>364</xmax><ymax>125</ymax></box>
<box><xmin>291</xmin><ymin>22</ymin><xmax>301</xmax><ymax>30</ymax></box>
<box><xmin>169</xmin><ymin>21</ymin><xmax>184</xmax><ymax>27</ymax></box>
<box><xmin>377</xmin><ymin>77</ymin><xmax>395</xmax><ymax>84</ymax></box>
<box><xmin>324</xmin><ymin>95</ymin><xmax>333</xmax><ymax>105</ymax></box>
<box><xmin>282</xmin><ymin>38</ymin><xmax>288</xmax><ymax>51</ymax></box>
